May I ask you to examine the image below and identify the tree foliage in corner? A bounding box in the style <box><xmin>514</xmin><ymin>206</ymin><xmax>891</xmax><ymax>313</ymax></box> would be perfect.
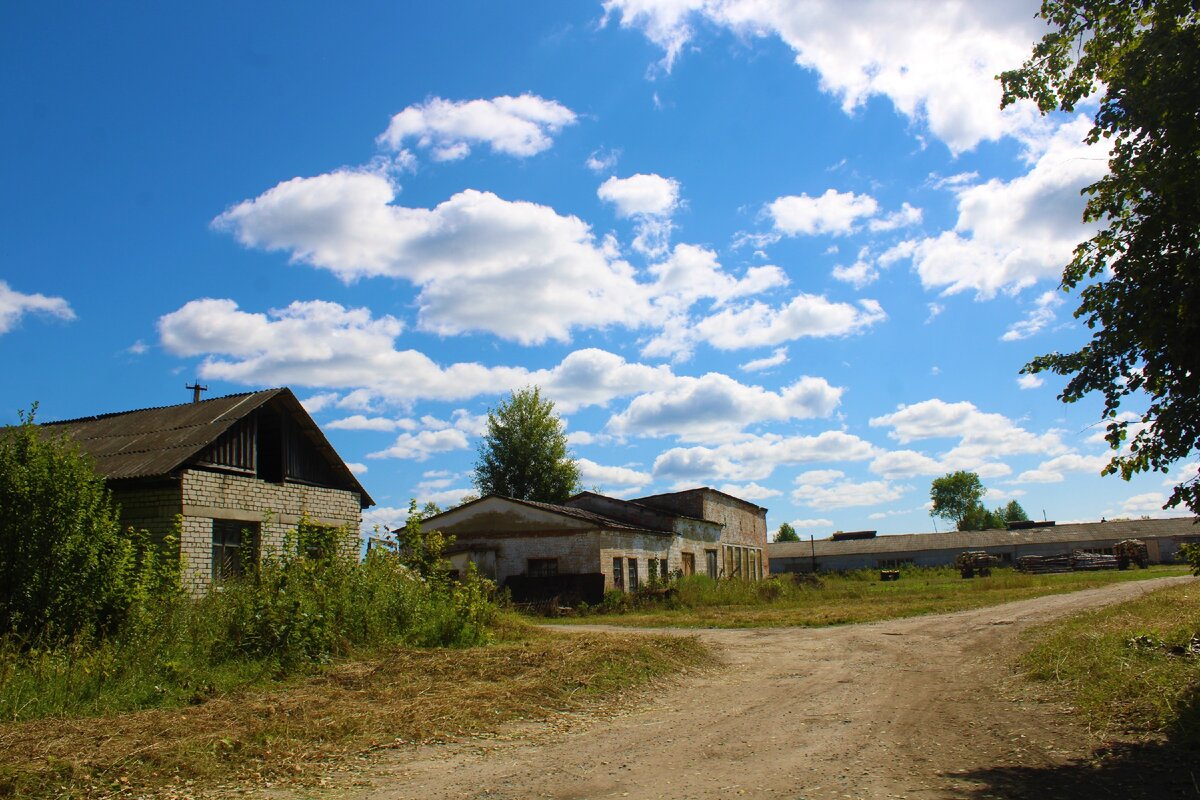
<box><xmin>774</xmin><ymin>522</ymin><xmax>800</xmax><ymax>543</ymax></box>
<box><xmin>473</xmin><ymin>386</ymin><xmax>580</xmax><ymax>503</ymax></box>
<box><xmin>1000</xmin><ymin>0</ymin><xmax>1200</xmax><ymax>513</ymax></box>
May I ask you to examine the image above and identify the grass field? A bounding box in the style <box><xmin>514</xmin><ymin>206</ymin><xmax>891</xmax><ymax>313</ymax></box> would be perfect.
<box><xmin>1020</xmin><ymin>580</ymin><xmax>1200</xmax><ymax>747</ymax></box>
<box><xmin>0</xmin><ymin>617</ymin><xmax>713</xmax><ymax>800</ymax></box>
<box><xmin>552</xmin><ymin>565</ymin><xmax>1190</xmax><ymax>629</ymax></box>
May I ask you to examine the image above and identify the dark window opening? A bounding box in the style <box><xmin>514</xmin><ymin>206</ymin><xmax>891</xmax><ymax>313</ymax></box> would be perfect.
<box><xmin>628</xmin><ymin>558</ymin><xmax>640</xmax><ymax>591</ymax></box>
<box><xmin>212</xmin><ymin>519</ymin><xmax>259</xmax><ymax>581</ymax></box>
<box><xmin>256</xmin><ymin>410</ymin><xmax>284</xmax><ymax>483</ymax></box>
<box><xmin>705</xmin><ymin>549</ymin><xmax>718</xmax><ymax>579</ymax></box>
<box><xmin>527</xmin><ymin>558</ymin><xmax>558</xmax><ymax>577</ymax></box>
<box><xmin>613</xmin><ymin>556</ymin><xmax>624</xmax><ymax>590</ymax></box>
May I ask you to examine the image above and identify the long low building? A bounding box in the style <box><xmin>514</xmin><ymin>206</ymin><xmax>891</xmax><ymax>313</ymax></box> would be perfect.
<box><xmin>769</xmin><ymin>517</ymin><xmax>1200</xmax><ymax>573</ymax></box>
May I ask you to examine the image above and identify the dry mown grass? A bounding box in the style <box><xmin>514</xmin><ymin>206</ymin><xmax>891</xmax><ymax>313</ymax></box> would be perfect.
<box><xmin>0</xmin><ymin>621</ymin><xmax>713</xmax><ymax>800</ymax></box>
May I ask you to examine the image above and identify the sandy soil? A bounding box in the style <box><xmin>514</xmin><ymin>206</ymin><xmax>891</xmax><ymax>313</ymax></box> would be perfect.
<box><xmin>350</xmin><ymin>576</ymin><xmax>1198</xmax><ymax>800</ymax></box>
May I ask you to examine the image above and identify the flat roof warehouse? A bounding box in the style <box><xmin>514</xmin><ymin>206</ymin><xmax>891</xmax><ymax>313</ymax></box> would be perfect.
<box><xmin>768</xmin><ymin>517</ymin><xmax>1200</xmax><ymax>573</ymax></box>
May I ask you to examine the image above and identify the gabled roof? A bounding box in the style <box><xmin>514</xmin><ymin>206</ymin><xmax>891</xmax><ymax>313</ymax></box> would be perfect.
<box><xmin>768</xmin><ymin>517</ymin><xmax>1198</xmax><ymax>558</ymax></box>
<box><xmin>41</xmin><ymin>388</ymin><xmax>373</xmax><ymax>505</ymax></box>
<box><xmin>423</xmin><ymin>494</ymin><xmax>663</xmax><ymax>534</ymax></box>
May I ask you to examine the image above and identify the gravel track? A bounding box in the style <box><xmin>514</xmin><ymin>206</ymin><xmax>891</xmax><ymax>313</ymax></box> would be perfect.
<box><xmin>351</xmin><ymin>575</ymin><xmax>1196</xmax><ymax>800</ymax></box>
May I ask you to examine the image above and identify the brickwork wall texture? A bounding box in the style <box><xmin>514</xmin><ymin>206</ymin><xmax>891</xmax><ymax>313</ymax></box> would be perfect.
<box><xmin>111</xmin><ymin>482</ymin><xmax>181</xmax><ymax>542</ymax></box>
<box><xmin>701</xmin><ymin>492</ymin><xmax>769</xmax><ymax>575</ymax></box>
<box><xmin>177</xmin><ymin>469</ymin><xmax>362</xmax><ymax>593</ymax></box>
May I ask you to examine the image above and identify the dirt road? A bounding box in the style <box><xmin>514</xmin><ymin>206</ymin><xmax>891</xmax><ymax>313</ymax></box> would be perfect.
<box><xmin>354</xmin><ymin>576</ymin><xmax>1197</xmax><ymax>800</ymax></box>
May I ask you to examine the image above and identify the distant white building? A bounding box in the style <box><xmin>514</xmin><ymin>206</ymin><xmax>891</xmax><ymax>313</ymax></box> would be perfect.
<box><xmin>769</xmin><ymin>518</ymin><xmax>1199</xmax><ymax>573</ymax></box>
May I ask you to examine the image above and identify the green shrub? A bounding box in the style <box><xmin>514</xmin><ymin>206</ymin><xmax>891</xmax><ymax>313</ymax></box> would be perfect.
<box><xmin>0</xmin><ymin>407</ymin><xmax>182</xmax><ymax>645</ymax></box>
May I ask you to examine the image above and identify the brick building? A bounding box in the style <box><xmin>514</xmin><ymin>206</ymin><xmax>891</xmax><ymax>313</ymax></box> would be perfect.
<box><xmin>42</xmin><ymin>388</ymin><xmax>372</xmax><ymax>593</ymax></box>
<box><xmin>425</xmin><ymin>487</ymin><xmax>768</xmax><ymax>603</ymax></box>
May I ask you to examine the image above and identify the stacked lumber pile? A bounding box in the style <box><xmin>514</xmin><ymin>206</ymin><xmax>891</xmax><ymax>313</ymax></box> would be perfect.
<box><xmin>1016</xmin><ymin>550</ymin><xmax>1119</xmax><ymax>573</ymax></box>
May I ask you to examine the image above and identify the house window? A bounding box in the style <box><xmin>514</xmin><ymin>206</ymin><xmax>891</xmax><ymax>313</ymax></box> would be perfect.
<box><xmin>648</xmin><ymin>558</ymin><xmax>659</xmax><ymax>582</ymax></box>
<box><xmin>682</xmin><ymin>552</ymin><xmax>695</xmax><ymax>575</ymax></box>
<box><xmin>660</xmin><ymin>558</ymin><xmax>670</xmax><ymax>580</ymax></box>
<box><xmin>628</xmin><ymin>558</ymin><xmax>640</xmax><ymax>591</ymax></box>
<box><xmin>527</xmin><ymin>558</ymin><xmax>558</xmax><ymax>577</ymax></box>
<box><xmin>212</xmin><ymin>519</ymin><xmax>259</xmax><ymax>581</ymax></box>
<box><xmin>705</xmin><ymin>549</ymin><xmax>718</xmax><ymax>579</ymax></box>
<box><xmin>613</xmin><ymin>556</ymin><xmax>624</xmax><ymax>590</ymax></box>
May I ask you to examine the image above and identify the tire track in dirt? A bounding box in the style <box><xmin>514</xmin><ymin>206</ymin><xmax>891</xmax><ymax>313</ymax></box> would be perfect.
<box><xmin>351</xmin><ymin>575</ymin><xmax>1195</xmax><ymax>800</ymax></box>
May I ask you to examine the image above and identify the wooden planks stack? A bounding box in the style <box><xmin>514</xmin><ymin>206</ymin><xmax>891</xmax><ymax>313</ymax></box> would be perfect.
<box><xmin>1016</xmin><ymin>550</ymin><xmax>1119</xmax><ymax>573</ymax></box>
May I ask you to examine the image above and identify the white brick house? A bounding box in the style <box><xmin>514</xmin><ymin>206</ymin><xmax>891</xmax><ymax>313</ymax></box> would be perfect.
<box><xmin>42</xmin><ymin>389</ymin><xmax>372</xmax><ymax>593</ymax></box>
<box><xmin>424</xmin><ymin>488</ymin><xmax>768</xmax><ymax>603</ymax></box>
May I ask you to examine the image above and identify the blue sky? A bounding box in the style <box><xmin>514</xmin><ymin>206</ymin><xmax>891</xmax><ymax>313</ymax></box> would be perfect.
<box><xmin>2</xmin><ymin>1</ymin><xmax>1190</xmax><ymax>537</ymax></box>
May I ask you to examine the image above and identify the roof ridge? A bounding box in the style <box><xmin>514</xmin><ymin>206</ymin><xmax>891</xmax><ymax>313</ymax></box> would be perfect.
<box><xmin>41</xmin><ymin>388</ymin><xmax>283</xmax><ymax>427</ymax></box>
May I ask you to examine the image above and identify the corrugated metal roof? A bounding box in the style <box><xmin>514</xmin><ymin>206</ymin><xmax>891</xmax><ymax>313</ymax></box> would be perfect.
<box><xmin>769</xmin><ymin>517</ymin><xmax>1199</xmax><ymax>559</ymax></box>
<box><xmin>39</xmin><ymin>388</ymin><xmax>373</xmax><ymax>506</ymax></box>
<box><xmin>425</xmin><ymin>494</ymin><xmax>665</xmax><ymax>534</ymax></box>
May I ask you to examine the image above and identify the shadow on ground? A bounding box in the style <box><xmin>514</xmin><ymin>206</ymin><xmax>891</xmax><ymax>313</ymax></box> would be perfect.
<box><xmin>949</xmin><ymin>689</ymin><xmax>1200</xmax><ymax>799</ymax></box>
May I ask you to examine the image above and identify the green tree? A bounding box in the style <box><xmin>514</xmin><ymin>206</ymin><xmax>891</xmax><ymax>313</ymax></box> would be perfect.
<box><xmin>473</xmin><ymin>386</ymin><xmax>581</xmax><ymax>503</ymax></box>
<box><xmin>1002</xmin><ymin>500</ymin><xmax>1030</xmax><ymax>523</ymax></box>
<box><xmin>0</xmin><ymin>406</ymin><xmax>178</xmax><ymax>643</ymax></box>
<box><xmin>930</xmin><ymin>471</ymin><xmax>987</xmax><ymax>531</ymax></box>
<box><xmin>1000</xmin><ymin>1</ymin><xmax>1200</xmax><ymax>514</ymax></box>
<box><xmin>774</xmin><ymin>522</ymin><xmax>800</xmax><ymax>542</ymax></box>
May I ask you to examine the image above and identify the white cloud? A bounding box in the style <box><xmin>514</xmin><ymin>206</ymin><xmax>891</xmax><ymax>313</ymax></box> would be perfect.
<box><xmin>768</xmin><ymin>189</ymin><xmax>878</xmax><ymax>237</ymax></box>
<box><xmin>599</xmin><ymin>173</ymin><xmax>683</xmax><ymax>259</ymax></box>
<box><xmin>739</xmin><ymin>347</ymin><xmax>788</xmax><ymax>372</ymax></box>
<box><xmin>868</xmin><ymin>202</ymin><xmax>922</xmax><ymax>232</ymax></box>
<box><xmin>905</xmin><ymin>117</ymin><xmax>1109</xmax><ymax>298</ymax></box>
<box><xmin>694</xmin><ymin>295</ymin><xmax>886</xmax><ymax>349</ymax></box>
<box><xmin>578</xmin><ymin>458</ymin><xmax>652</xmax><ymax>490</ymax></box>
<box><xmin>158</xmin><ymin>300</ymin><xmax>685</xmax><ymax>411</ymax></box>
<box><xmin>831</xmin><ymin>258</ymin><xmax>876</xmax><ymax>289</ymax></box>
<box><xmin>586</xmin><ymin>147</ymin><xmax>620</xmax><ymax>172</ymax></box>
<box><xmin>1013</xmin><ymin>452</ymin><xmax>1111</xmax><ymax>484</ymax></box>
<box><xmin>368</xmin><ymin>428</ymin><xmax>470</xmax><ymax>461</ymax></box>
<box><xmin>870</xmin><ymin>398</ymin><xmax>1068</xmax><ymax>470</ymax></box>
<box><xmin>299</xmin><ymin>392</ymin><xmax>340</xmax><ymax>413</ymax></box>
<box><xmin>1002</xmin><ymin>290</ymin><xmax>1065</xmax><ymax>341</ymax></box>
<box><xmin>925</xmin><ymin>303</ymin><xmax>944</xmax><ymax>324</ymax></box>
<box><xmin>1121</xmin><ymin>492</ymin><xmax>1168</xmax><ymax>514</ymax></box>
<box><xmin>377</xmin><ymin>94</ymin><xmax>576</xmax><ymax>161</ymax></box>
<box><xmin>214</xmin><ymin>174</ymin><xmax>654</xmax><ymax>344</ymax></box>
<box><xmin>718</xmin><ymin>482</ymin><xmax>781</xmax><ymax>501</ymax></box>
<box><xmin>0</xmin><ymin>281</ymin><xmax>74</xmax><ymax>334</ymax></box>
<box><xmin>791</xmin><ymin>470</ymin><xmax>907</xmax><ymax>509</ymax></box>
<box><xmin>653</xmin><ymin>430</ymin><xmax>878</xmax><ymax>483</ymax></box>
<box><xmin>869</xmin><ymin>449</ymin><xmax>945</xmax><ymax>479</ymax></box>
<box><xmin>607</xmin><ymin>373</ymin><xmax>842</xmax><ymax>443</ymax></box>
<box><xmin>788</xmin><ymin>518</ymin><xmax>834</xmax><ymax>529</ymax></box>
<box><xmin>1017</xmin><ymin>374</ymin><xmax>1044</xmax><ymax>390</ymax></box>
<box><xmin>598</xmin><ymin>173</ymin><xmax>681</xmax><ymax>218</ymax></box>
<box><xmin>603</xmin><ymin>0</ymin><xmax>1049</xmax><ymax>153</ymax></box>
<box><xmin>345</xmin><ymin>462</ymin><xmax>367</xmax><ymax>475</ymax></box>
<box><xmin>327</xmin><ymin>415</ymin><xmax>415</xmax><ymax>432</ymax></box>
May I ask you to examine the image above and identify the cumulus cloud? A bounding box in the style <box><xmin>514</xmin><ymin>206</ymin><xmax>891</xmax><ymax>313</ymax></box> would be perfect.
<box><xmin>902</xmin><ymin>117</ymin><xmax>1109</xmax><ymax>297</ymax></box>
<box><xmin>869</xmin><ymin>449</ymin><xmax>945</xmax><ymax>479</ymax></box>
<box><xmin>1120</xmin><ymin>492</ymin><xmax>1168</xmax><ymax>514</ymax></box>
<box><xmin>599</xmin><ymin>173</ymin><xmax>682</xmax><ymax>258</ymax></box>
<box><xmin>694</xmin><ymin>295</ymin><xmax>886</xmax><ymax>349</ymax></box>
<box><xmin>718</xmin><ymin>482</ymin><xmax>781</xmax><ymax>501</ymax></box>
<box><xmin>586</xmin><ymin>147</ymin><xmax>621</xmax><ymax>172</ymax></box>
<box><xmin>598</xmin><ymin>173</ymin><xmax>681</xmax><ymax>218</ymax></box>
<box><xmin>603</xmin><ymin>0</ymin><xmax>1048</xmax><ymax>153</ymax></box>
<box><xmin>377</xmin><ymin>94</ymin><xmax>576</xmax><ymax>161</ymax></box>
<box><xmin>870</xmin><ymin>398</ymin><xmax>1068</xmax><ymax>471</ymax></box>
<box><xmin>0</xmin><ymin>281</ymin><xmax>75</xmax><ymax>334</ymax></box>
<box><xmin>1013</xmin><ymin>453</ymin><xmax>1111</xmax><ymax>484</ymax></box>
<box><xmin>607</xmin><ymin>373</ymin><xmax>842</xmax><ymax>442</ymax></box>
<box><xmin>157</xmin><ymin>299</ymin><xmax>685</xmax><ymax>410</ymax></box>
<box><xmin>214</xmin><ymin>174</ymin><xmax>653</xmax><ymax>344</ymax></box>
<box><xmin>326</xmin><ymin>415</ymin><xmax>417</xmax><ymax>432</ymax></box>
<box><xmin>653</xmin><ymin>430</ymin><xmax>877</xmax><ymax>483</ymax></box>
<box><xmin>578</xmin><ymin>458</ymin><xmax>652</xmax><ymax>490</ymax></box>
<box><xmin>768</xmin><ymin>189</ymin><xmax>878</xmax><ymax>237</ymax></box>
<box><xmin>791</xmin><ymin>470</ymin><xmax>907</xmax><ymax>509</ymax></box>
<box><xmin>739</xmin><ymin>347</ymin><xmax>788</xmax><ymax>372</ymax></box>
<box><xmin>368</xmin><ymin>428</ymin><xmax>470</xmax><ymax>461</ymax></box>
<box><xmin>1017</xmin><ymin>374</ymin><xmax>1044</xmax><ymax>390</ymax></box>
<box><xmin>1002</xmin><ymin>290</ymin><xmax>1065</xmax><ymax>341</ymax></box>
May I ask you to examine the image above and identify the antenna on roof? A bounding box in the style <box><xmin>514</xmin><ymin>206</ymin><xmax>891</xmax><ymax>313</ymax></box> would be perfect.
<box><xmin>186</xmin><ymin>382</ymin><xmax>208</xmax><ymax>403</ymax></box>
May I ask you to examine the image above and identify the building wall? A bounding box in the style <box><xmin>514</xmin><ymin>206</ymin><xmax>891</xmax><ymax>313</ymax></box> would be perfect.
<box><xmin>699</xmin><ymin>491</ymin><xmax>769</xmax><ymax>575</ymax></box>
<box><xmin>771</xmin><ymin>532</ymin><xmax>1199</xmax><ymax>573</ymax></box>
<box><xmin>177</xmin><ymin>468</ymin><xmax>363</xmax><ymax>592</ymax></box>
<box><xmin>110</xmin><ymin>480</ymin><xmax>182</xmax><ymax>542</ymax></box>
